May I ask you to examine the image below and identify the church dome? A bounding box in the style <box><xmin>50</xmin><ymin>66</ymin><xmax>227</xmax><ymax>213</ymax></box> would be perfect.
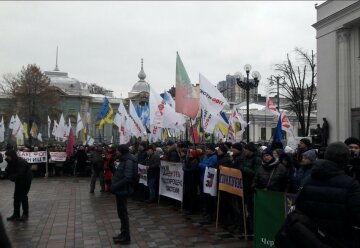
<box><xmin>129</xmin><ymin>59</ymin><xmax>149</xmax><ymax>97</ymax></box>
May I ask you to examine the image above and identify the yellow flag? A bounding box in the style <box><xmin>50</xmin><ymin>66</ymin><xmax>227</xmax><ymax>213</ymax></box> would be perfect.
<box><xmin>23</xmin><ymin>122</ymin><xmax>29</xmax><ymax>139</ymax></box>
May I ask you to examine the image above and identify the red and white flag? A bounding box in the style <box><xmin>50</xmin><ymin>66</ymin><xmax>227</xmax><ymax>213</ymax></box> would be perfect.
<box><xmin>281</xmin><ymin>111</ymin><xmax>295</xmax><ymax>136</ymax></box>
<box><xmin>266</xmin><ymin>96</ymin><xmax>280</xmax><ymax>116</ymax></box>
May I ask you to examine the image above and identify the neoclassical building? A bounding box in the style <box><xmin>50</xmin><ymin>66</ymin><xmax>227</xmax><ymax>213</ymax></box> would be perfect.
<box><xmin>314</xmin><ymin>0</ymin><xmax>360</xmax><ymax>142</ymax></box>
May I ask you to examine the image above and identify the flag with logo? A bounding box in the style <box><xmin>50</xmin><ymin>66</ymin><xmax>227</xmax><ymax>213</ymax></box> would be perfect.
<box><xmin>266</xmin><ymin>96</ymin><xmax>280</xmax><ymax>116</ymax></box>
<box><xmin>199</xmin><ymin>73</ymin><xmax>229</xmax><ymax>115</ymax></box>
<box><xmin>98</xmin><ymin>97</ymin><xmax>113</xmax><ymax>129</ymax></box>
<box><xmin>175</xmin><ymin>52</ymin><xmax>199</xmax><ymax>119</ymax></box>
<box><xmin>281</xmin><ymin>111</ymin><xmax>295</xmax><ymax>136</ymax></box>
<box><xmin>129</xmin><ymin>100</ymin><xmax>147</xmax><ymax>138</ymax></box>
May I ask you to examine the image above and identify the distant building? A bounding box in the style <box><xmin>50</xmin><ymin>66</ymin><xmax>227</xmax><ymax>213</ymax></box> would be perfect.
<box><xmin>314</xmin><ymin>0</ymin><xmax>360</xmax><ymax>142</ymax></box>
<box><xmin>217</xmin><ymin>74</ymin><xmax>258</xmax><ymax>104</ymax></box>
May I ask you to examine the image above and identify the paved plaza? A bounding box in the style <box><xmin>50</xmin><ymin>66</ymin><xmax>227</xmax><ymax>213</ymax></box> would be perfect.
<box><xmin>0</xmin><ymin>178</ymin><xmax>252</xmax><ymax>248</ymax></box>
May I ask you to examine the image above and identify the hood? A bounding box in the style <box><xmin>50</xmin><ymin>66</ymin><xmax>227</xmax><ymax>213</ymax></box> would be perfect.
<box><xmin>262</xmin><ymin>158</ymin><xmax>279</xmax><ymax>169</ymax></box>
<box><xmin>311</xmin><ymin>159</ymin><xmax>345</xmax><ymax>180</ymax></box>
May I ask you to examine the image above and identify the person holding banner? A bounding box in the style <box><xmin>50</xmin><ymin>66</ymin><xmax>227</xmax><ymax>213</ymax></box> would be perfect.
<box><xmin>144</xmin><ymin>144</ymin><xmax>161</xmax><ymax>203</ymax></box>
<box><xmin>5</xmin><ymin>149</ymin><xmax>33</xmax><ymax>221</ymax></box>
<box><xmin>198</xmin><ymin>144</ymin><xmax>218</xmax><ymax>221</ymax></box>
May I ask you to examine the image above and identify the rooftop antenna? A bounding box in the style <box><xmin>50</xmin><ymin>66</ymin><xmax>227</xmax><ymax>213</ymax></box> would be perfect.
<box><xmin>54</xmin><ymin>46</ymin><xmax>59</xmax><ymax>71</ymax></box>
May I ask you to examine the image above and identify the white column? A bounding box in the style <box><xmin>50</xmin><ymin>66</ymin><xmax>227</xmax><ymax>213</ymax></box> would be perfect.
<box><xmin>337</xmin><ymin>28</ymin><xmax>352</xmax><ymax>141</ymax></box>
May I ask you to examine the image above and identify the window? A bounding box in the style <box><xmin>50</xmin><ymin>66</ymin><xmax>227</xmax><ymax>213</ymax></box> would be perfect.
<box><xmin>261</xmin><ymin>128</ymin><xmax>266</xmax><ymax>140</ymax></box>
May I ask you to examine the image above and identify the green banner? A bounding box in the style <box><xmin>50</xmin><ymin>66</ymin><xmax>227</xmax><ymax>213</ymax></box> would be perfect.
<box><xmin>254</xmin><ymin>190</ymin><xmax>286</xmax><ymax>248</ymax></box>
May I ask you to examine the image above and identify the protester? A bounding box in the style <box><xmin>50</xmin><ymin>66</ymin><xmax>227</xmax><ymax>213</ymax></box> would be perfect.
<box><xmin>74</xmin><ymin>145</ymin><xmax>88</xmax><ymax>176</ymax></box>
<box><xmin>294</xmin><ymin>138</ymin><xmax>312</xmax><ymax>164</ymax></box>
<box><xmin>293</xmin><ymin>142</ymin><xmax>360</xmax><ymax>248</ymax></box>
<box><xmin>111</xmin><ymin>144</ymin><xmax>137</xmax><ymax>245</ymax></box>
<box><xmin>164</xmin><ymin>141</ymin><xmax>180</xmax><ymax>162</ymax></box>
<box><xmin>344</xmin><ymin>137</ymin><xmax>360</xmax><ymax>182</ymax></box>
<box><xmin>198</xmin><ymin>143</ymin><xmax>218</xmax><ymax>221</ymax></box>
<box><xmin>231</xmin><ymin>143</ymin><xmax>244</xmax><ymax>169</ymax></box>
<box><xmin>293</xmin><ymin>149</ymin><xmax>317</xmax><ymax>191</ymax></box>
<box><xmin>144</xmin><ymin>144</ymin><xmax>161</xmax><ymax>203</ymax></box>
<box><xmin>183</xmin><ymin>148</ymin><xmax>201</xmax><ymax>215</ymax></box>
<box><xmin>104</xmin><ymin>145</ymin><xmax>116</xmax><ymax>192</ymax></box>
<box><xmin>5</xmin><ymin>149</ymin><xmax>33</xmax><ymax>221</ymax></box>
<box><xmin>89</xmin><ymin>145</ymin><xmax>105</xmax><ymax>193</ymax></box>
<box><xmin>252</xmin><ymin>148</ymin><xmax>288</xmax><ymax>192</ymax></box>
<box><xmin>216</xmin><ymin>144</ymin><xmax>232</xmax><ymax>168</ymax></box>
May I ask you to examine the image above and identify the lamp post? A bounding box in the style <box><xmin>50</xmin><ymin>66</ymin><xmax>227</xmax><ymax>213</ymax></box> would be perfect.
<box><xmin>268</xmin><ymin>75</ymin><xmax>285</xmax><ymax>111</ymax></box>
<box><xmin>235</xmin><ymin>64</ymin><xmax>261</xmax><ymax>143</ymax></box>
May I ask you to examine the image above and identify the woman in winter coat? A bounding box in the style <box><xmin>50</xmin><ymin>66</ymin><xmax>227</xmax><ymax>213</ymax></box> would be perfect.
<box><xmin>252</xmin><ymin>148</ymin><xmax>288</xmax><ymax>192</ymax></box>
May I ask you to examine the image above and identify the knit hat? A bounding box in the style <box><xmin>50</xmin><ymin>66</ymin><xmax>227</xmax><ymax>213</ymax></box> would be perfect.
<box><xmin>344</xmin><ymin>137</ymin><xmax>360</xmax><ymax>147</ymax></box>
<box><xmin>244</xmin><ymin>142</ymin><xmax>258</xmax><ymax>153</ymax></box>
<box><xmin>118</xmin><ymin>144</ymin><xmax>130</xmax><ymax>154</ymax></box>
<box><xmin>218</xmin><ymin>144</ymin><xmax>229</xmax><ymax>154</ymax></box>
<box><xmin>232</xmin><ymin>143</ymin><xmax>243</xmax><ymax>152</ymax></box>
<box><xmin>324</xmin><ymin>142</ymin><xmax>350</xmax><ymax>167</ymax></box>
<box><xmin>302</xmin><ymin>149</ymin><xmax>317</xmax><ymax>162</ymax></box>
<box><xmin>300</xmin><ymin>138</ymin><xmax>312</xmax><ymax>147</ymax></box>
<box><xmin>206</xmin><ymin>143</ymin><xmax>216</xmax><ymax>151</ymax></box>
<box><xmin>262</xmin><ymin>148</ymin><xmax>273</xmax><ymax>157</ymax></box>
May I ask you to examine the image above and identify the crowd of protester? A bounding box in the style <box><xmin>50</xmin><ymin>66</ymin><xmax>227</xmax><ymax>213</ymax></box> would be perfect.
<box><xmin>1</xmin><ymin>136</ymin><xmax>360</xmax><ymax>246</ymax></box>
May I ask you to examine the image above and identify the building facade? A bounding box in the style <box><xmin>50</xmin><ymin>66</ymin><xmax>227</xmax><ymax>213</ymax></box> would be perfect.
<box><xmin>314</xmin><ymin>0</ymin><xmax>360</xmax><ymax>142</ymax></box>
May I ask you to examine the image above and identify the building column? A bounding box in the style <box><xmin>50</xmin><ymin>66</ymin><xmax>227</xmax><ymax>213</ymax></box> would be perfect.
<box><xmin>337</xmin><ymin>28</ymin><xmax>352</xmax><ymax>141</ymax></box>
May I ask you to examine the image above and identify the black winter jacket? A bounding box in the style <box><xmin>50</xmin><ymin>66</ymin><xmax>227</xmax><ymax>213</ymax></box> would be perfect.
<box><xmin>252</xmin><ymin>158</ymin><xmax>288</xmax><ymax>192</ymax></box>
<box><xmin>111</xmin><ymin>153</ymin><xmax>137</xmax><ymax>196</ymax></box>
<box><xmin>5</xmin><ymin>150</ymin><xmax>32</xmax><ymax>183</ymax></box>
<box><xmin>296</xmin><ymin>159</ymin><xmax>360</xmax><ymax>248</ymax></box>
<box><xmin>216</xmin><ymin>153</ymin><xmax>232</xmax><ymax>169</ymax></box>
<box><xmin>145</xmin><ymin>153</ymin><xmax>161</xmax><ymax>178</ymax></box>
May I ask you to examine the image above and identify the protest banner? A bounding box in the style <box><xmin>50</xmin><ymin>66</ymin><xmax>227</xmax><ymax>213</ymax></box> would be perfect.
<box><xmin>138</xmin><ymin>164</ymin><xmax>148</xmax><ymax>186</ymax></box>
<box><xmin>49</xmin><ymin>152</ymin><xmax>67</xmax><ymax>162</ymax></box>
<box><xmin>17</xmin><ymin>151</ymin><xmax>47</xmax><ymax>164</ymax></box>
<box><xmin>254</xmin><ymin>190</ymin><xmax>297</xmax><ymax>248</ymax></box>
<box><xmin>159</xmin><ymin>161</ymin><xmax>184</xmax><ymax>203</ymax></box>
<box><xmin>203</xmin><ymin>167</ymin><xmax>217</xmax><ymax>196</ymax></box>
<box><xmin>216</xmin><ymin>166</ymin><xmax>247</xmax><ymax>239</ymax></box>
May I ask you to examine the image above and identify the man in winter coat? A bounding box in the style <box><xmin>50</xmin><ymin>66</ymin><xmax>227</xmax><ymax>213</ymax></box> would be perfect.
<box><xmin>344</xmin><ymin>137</ymin><xmax>360</xmax><ymax>182</ymax></box>
<box><xmin>111</xmin><ymin>144</ymin><xmax>137</xmax><ymax>244</ymax></box>
<box><xmin>164</xmin><ymin>141</ymin><xmax>180</xmax><ymax>162</ymax></box>
<box><xmin>5</xmin><ymin>149</ymin><xmax>33</xmax><ymax>221</ymax></box>
<box><xmin>144</xmin><ymin>145</ymin><xmax>160</xmax><ymax>203</ymax></box>
<box><xmin>89</xmin><ymin>145</ymin><xmax>105</xmax><ymax>193</ymax></box>
<box><xmin>295</xmin><ymin>142</ymin><xmax>360</xmax><ymax>248</ymax></box>
<box><xmin>293</xmin><ymin>149</ymin><xmax>317</xmax><ymax>192</ymax></box>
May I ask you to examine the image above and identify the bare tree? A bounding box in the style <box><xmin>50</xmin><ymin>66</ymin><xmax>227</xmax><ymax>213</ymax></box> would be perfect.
<box><xmin>1</xmin><ymin>64</ymin><xmax>61</xmax><ymax>143</ymax></box>
<box><xmin>268</xmin><ymin>48</ymin><xmax>317</xmax><ymax>136</ymax></box>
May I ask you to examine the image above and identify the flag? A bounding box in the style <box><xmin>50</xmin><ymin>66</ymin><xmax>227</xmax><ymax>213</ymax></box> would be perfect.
<box><xmin>98</xmin><ymin>97</ymin><xmax>113</xmax><ymax>129</ymax></box>
<box><xmin>66</xmin><ymin>128</ymin><xmax>75</xmax><ymax>157</ymax></box>
<box><xmin>9</xmin><ymin>115</ymin><xmax>15</xmax><ymax>130</ymax></box>
<box><xmin>129</xmin><ymin>100</ymin><xmax>147</xmax><ymax>137</ymax></box>
<box><xmin>281</xmin><ymin>111</ymin><xmax>295</xmax><ymax>136</ymax></box>
<box><xmin>163</xmin><ymin>91</ymin><xmax>175</xmax><ymax>108</ymax></box>
<box><xmin>52</xmin><ymin>120</ymin><xmax>58</xmax><ymax>137</ymax></box>
<box><xmin>55</xmin><ymin>114</ymin><xmax>67</xmax><ymax>140</ymax></box>
<box><xmin>199</xmin><ymin>73</ymin><xmax>229</xmax><ymax>115</ymax></box>
<box><xmin>113</xmin><ymin>100</ymin><xmax>131</xmax><ymax>144</ymax></box>
<box><xmin>149</xmin><ymin>86</ymin><xmax>166</xmax><ymax>128</ymax></box>
<box><xmin>0</xmin><ymin>116</ymin><xmax>4</xmax><ymax>142</ymax></box>
<box><xmin>75</xmin><ymin>112</ymin><xmax>84</xmax><ymax>137</ymax></box>
<box><xmin>86</xmin><ymin>135</ymin><xmax>95</xmax><ymax>146</ymax></box>
<box><xmin>30</xmin><ymin>122</ymin><xmax>38</xmax><ymax>138</ymax></box>
<box><xmin>175</xmin><ymin>52</ymin><xmax>199</xmax><ymax>119</ymax></box>
<box><xmin>47</xmin><ymin>116</ymin><xmax>51</xmax><ymax>138</ymax></box>
<box><xmin>266</xmin><ymin>96</ymin><xmax>280</xmax><ymax>116</ymax></box>
<box><xmin>23</xmin><ymin>122</ymin><xmax>29</xmax><ymax>140</ymax></box>
<box><xmin>66</xmin><ymin>118</ymin><xmax>72</xmax><ymax>137</ymax></box>
<box><xmin>202</xmin><ymin>109</ymin><xmax>218</xmax><ymax>133</ymax></box>
<box><xmin>217</xmin><ymin>112</ymin><xmax>229</xmax><ymax>136</ymax></box>
<box><xmin>189</xmin><ymin>122</ymin><xmax>201</xmax><ymax>143</ymax></box>
<box><xmin>273</xmin><ymin>115</ymin><xmax>283</xmax><ymax>144</ymax></box>
<box><xmin>37</xmin><ymin>133</ymin><xmax>43</xmax><ymax>142</ymax></box>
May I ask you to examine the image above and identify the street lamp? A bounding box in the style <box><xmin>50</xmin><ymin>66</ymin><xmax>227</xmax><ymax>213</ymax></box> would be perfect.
<box><xmin>235</xmin><ymin>64</ymin><xmax>261</xmax><ymax>143</ymax></box>
<box><xmin>268</xmin><ymin>75</ymin><xmax>285</xmax><ymax>111</ymax></box>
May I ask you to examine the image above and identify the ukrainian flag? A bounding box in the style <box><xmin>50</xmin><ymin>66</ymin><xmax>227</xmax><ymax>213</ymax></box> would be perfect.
<box><xmin>98</xmin><ymin>97</ymin><xmax>113</xmax><ymax>129</ymax></box>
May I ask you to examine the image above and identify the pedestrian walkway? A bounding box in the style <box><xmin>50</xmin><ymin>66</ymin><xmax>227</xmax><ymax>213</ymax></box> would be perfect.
<box><xmin>0</xmin><ymin>178</ymin><xmax>252</xmax><ymax>248</ymax></box>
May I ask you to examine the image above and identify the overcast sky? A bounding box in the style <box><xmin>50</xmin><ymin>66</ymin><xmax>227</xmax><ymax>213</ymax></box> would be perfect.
<box><xmin>0</xmin><ymin>1</ymin><xmax>322</xmax><ymax>97</ymax></box>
